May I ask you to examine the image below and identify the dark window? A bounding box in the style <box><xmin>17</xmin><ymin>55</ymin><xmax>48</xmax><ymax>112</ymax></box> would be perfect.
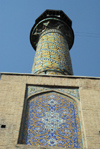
<box><xmin>1</xmin><ymin>125</ymin><xmax>6</xmax><ymax>128</ymax></box>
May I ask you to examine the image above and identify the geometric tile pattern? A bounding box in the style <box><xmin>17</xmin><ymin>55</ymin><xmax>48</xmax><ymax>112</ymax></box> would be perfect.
<box><xmin>32</xmin><ymin>30</ymin><xmax>73</xmax><ymax>75</ymax></box>
<box><xmin>25</xmin><ymin>92</ymin><xmax>83</xmax><ymax>148</ymax></box>
<box><xmin>26</xmin><ymin>86</ymin><xmax>80</xmax><ymax>101</ymax></box>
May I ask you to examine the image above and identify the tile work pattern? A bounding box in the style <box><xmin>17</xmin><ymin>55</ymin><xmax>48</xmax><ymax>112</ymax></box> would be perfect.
<box><xmin>26</xmin><ymin>86</ymin><xmax>80</xmax><ymax>101</ymax></box>
<box><xmin>32</xmin><ymin>29</ymin><xmax>73</xmax><ymax>75</ymax></box>
<box><xmin>25</xmin><ymin>92</ymin><xmax>82</xmax><ymax>148</ymax></box>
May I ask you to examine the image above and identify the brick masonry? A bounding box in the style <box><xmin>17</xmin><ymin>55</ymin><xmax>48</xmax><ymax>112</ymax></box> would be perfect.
<box><xmin>0</xmin><ymin>73</ymin><xmax>100</xmax><ymax>149</ymax></box>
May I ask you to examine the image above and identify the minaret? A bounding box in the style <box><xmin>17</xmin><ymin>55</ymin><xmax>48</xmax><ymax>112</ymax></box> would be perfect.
<box><xmin>18</xmin><ymin>10</ymin><xmax>83</xmax><ymax>148</ymax></box>
<box><xmin>30</xmin><ymin>10</ymin><xmax>74</xmax><ymax>75</ymax></box>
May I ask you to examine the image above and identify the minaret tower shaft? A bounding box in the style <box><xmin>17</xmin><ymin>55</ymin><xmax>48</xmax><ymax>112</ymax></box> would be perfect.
<box><xmin>30</xmin><ymin>10</ymin><xmax>74</xmax><ymax>75</ymax></box>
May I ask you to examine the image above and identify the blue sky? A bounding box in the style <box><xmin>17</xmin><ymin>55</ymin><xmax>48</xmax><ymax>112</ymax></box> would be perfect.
<box><xmin>0</xmin><ymin>0</ymin><xmax>100</xmax><ymax>77</ymax></box>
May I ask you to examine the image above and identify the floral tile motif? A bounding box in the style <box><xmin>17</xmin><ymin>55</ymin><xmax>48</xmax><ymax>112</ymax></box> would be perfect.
<box><xmin>25</xmin><ymin>92</ymin><xmax>83</xmax><ymax>148</ymax></box>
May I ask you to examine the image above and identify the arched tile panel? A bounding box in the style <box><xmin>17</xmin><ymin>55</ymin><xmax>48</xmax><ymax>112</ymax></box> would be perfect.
<box><xmin>24</xmin><ymin>92</ymin><xmax>83</xmax><ymax>148</ymax></box>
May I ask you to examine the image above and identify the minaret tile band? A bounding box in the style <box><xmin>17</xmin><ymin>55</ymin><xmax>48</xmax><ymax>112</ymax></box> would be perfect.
<box><xmin>32</xmin><ymin>29</ymin><xmax>73</xmax><ymax>75</ymax></box>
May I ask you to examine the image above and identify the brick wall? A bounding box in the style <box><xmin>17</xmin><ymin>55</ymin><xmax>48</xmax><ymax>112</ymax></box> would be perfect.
<box><xmin>0</xmin><ymin>73</ymin><xmax>100</xmax><ymax>149</ymax></box>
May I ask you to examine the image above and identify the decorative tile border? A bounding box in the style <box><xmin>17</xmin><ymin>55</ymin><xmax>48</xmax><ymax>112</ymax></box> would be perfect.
<box><xmin>26</xmin><ymin>86</ymin><xmax>80</xmax><ymax>101</ymax></box>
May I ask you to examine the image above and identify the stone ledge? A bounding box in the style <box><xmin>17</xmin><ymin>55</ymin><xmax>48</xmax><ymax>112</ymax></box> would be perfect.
<box><xmin>0</xmin><ymin>72</ymin><xmax>100</xmax><ymax>80</ymax></box>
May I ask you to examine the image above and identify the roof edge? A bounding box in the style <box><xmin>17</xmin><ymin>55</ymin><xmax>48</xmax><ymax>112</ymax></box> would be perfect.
<box><xmin>0</xmin><ymin>72</ymin><xmax>100</xmax><ymax>80</ymax></box>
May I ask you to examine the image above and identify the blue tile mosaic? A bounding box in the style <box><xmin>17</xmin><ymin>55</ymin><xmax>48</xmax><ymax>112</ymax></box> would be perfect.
<box><xmin>24</xmin><ymin>92</ymin><xmax>83</xmax><ymax>148</ymax></box>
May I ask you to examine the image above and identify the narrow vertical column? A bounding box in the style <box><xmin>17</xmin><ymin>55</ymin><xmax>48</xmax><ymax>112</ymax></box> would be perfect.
<box><xmin>30</xmin><ymin>10</ymin><xmax>74</xmax><ymax>75</ymax></box>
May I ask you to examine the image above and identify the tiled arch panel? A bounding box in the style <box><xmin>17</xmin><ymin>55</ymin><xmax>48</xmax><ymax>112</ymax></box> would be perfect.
<box><xmin>23</xmin><ymin>87</ymin><xmax>83</xmax><ymax>148</ymax></box>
